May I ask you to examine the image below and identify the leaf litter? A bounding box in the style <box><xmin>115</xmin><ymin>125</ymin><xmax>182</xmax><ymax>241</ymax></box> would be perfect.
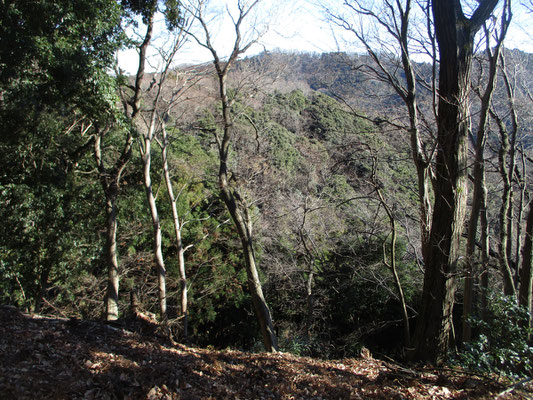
<box><xmin>1</xmin><ymin>306</ymin><xmax>531</xmax><ymax>399</ymax></box>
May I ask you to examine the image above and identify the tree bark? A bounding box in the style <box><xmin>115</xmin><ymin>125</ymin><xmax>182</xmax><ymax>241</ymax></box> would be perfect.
<box><xmin>463</xmin><ymin>14</ymin><xmax>509</xmax><ymax>342</ymax></box>
<box><xmin>372</xmin><ymin>155</ymin><xmax>411</xmax><ymax>349</ymax></box>
<box><xmin>188</xmin><ymin>0</ymin><xmax>279</xmax><ymax>351</ymax></box>
<box><xmin>217</xmin><ymin>67</ymin><xmax>278</xmax><ymax>352</ymax></box>
<box><xmin>494</xmin><ymin>111</ymin><xmax>518</xmax><ymax>296</ymax></box>
<box><xmin>519</xmin><ymin>200</ymin><xmax>533</xmax><ymax>331</ymax></box>
<box><xmin>161</xmin><ymin>122</ymin><xmax>189</xmax><ymax>335</ymax></box>
<box><xmin>413</xmin><ymin>0</ymin><xmax>499</xmax><ymax>364</ymax></box>
<box><xmin>141</xmin><ymin>130</ymin><xmax>167</xmax><ymax>319</ymax></box>
<box><xmin>104</xmin><ymin>195</ymin><xmax>120</xmax><ymax>320</ymax></box>
<box><xmin>94</xmin><ymin>130</ymin><xmax>133</xmax><ymax>321</ymax></box>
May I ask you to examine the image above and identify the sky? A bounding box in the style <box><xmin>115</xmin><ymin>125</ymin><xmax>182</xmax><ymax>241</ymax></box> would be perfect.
<box><xmin>117</xmin><ymin>0</ymin><xmax>533</xmax><ymax>75</ymax></box>
<box><xmin>118</xmin><ymin>0</ymin><xmax>342</xmax><ymax>74</ymax></box>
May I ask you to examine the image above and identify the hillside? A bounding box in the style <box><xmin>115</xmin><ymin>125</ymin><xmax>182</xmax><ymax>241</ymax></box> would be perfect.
<box><xmin>1</xmin><ymin>306</ymin><xmax>531</xmax><ymax>400</ymax></box>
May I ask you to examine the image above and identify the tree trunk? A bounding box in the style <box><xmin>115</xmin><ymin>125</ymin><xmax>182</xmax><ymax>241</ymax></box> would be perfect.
<box><xmin>464</xmin><ymin>29</ymin><xmax>506</xmax><ymax>342</ymax></box>
<box><xmin>33</xmin><ymin>263</ymin><xmax>51</xmax><ymax>314</ymax></box>
<box><xmin>496</xmin><ymin>116</ymin><xmax>517</xmax><ymax>296</ymax></box>
<box><xmin>515</xmin><ymin>154</ymin><xmax>526</xmax><ymax>286</ymax></box>
<box><xmin>104</xmin><ymin>195</ymin><xmax>120</xmax><ymax>320</ymax></box>
<box><xmin>141</xmin><ymin>133</ymin><xmax>167</xmax><ymax>319</ymax></box>
<box><xmin>519</xmin><ymin>201</ymin><xmax>533</xmax><ymax>331</ymax></box>
<box><xmin>191</xmin><ymin>0</ymin><xmax>278</xmax><ymax>352</ymax></box>
<box><xmin>94</xmin><ymin>130</ymin><xmax>133</xmax><ymax>321</ymax></box>
<box><xmin>413</xmin><ymin>0</ymin><xmax>499</xmax><ymax>364</ymax></box>
<box><xmin>161</xmin><ymin>123</ymin><xmax>189</xmax><ymax>336</ymax></box>
<box><xmin>496</xmin><ymin>49</ymin><xmax>519</xmax><ymax>296</ymax></box>
<box><xmin>219</xmin><ymin>177</ymin><xmax>278</xmax><ymax>351</ymax></box>
<box><xmin>374</xmin><ymin>167</ymin><xmax>411</xmax><ymax>349</ymax></box>
<box><xmin>399</xmin><ymin>8</ymin><xmax>432</xmax><ymax>264</ymax></box>
<box><xmin>479</xmin><ymin>195</ymin><xmax>490</xmax><ymax>323</ymax></box>
<box><xmin>217</xmin><ymin>69</ymin><xmax>278</xmax><ymax>352</ymax></box>
<box><xmin>305</xmin><ymin>270</ymin><xmax>314</xmax><ymax>340</ymax></box>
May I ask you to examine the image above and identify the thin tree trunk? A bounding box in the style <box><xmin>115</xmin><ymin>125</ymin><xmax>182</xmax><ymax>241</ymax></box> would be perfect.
<box><xmin>480</xmin><ymin>193</ymin><xmax>490</xmax><ymax>323</ymax></box>
<box><xmin>464</xmin><ymin>20</ymin><xmax>508</xmax><ymax>342</ymax></box>
<box><xmin>305</xmin><ymin>269</ymin><xmax>314</xmax><ymax>340</ymax></box>
<box><xmin>104</xmin><ymin>196</ymin><xmax>120</xmax><ymax>320</ymax></box>
<box><xmin>95</xmin><ymin>6</ymin><xmax>152</xmax><ymax>321</ymax></box>
<box><xmin>515</xmin><ymin>153</ymin><xmax>526</xmax><ymax>285</ymax></box>
<box><xmin>519</xmin><ymin>200</ymin><xmax>533</xmax><ymax>331</ymax></box>
<box><xmin>494</xmin><ymin>112</ymin><xmax>518</xmax><ymax>296</ymax></box>
<box><xmin>133</xmin><ymin>11</ymin><xmax>167</xmax><ymax>320</ymax></box>
<box><xmin>190</xmin><ymin>0</ymin><xmax>278</xmax><ymax>352</ymax></box>
<box><xmin>373</xmin><ymin>157</ymin><xmax>411</xmax><ymax>349</ymax></box>
<box><xmin>34</xmin><ymin>262</ymin><xmax>51</xmax><ymax>314</ymax></box>
<box><xmin>499</xmin><ymin>50</ymin><xmax>519</xmax><ymax>296</ymax></box>
<box><xmin>398</xmin><ymin>3</ymin><xmax>433</xmax><ymax>264</ymax></box>
<box><xmin>217</xmin><ymin>70</ymin><xmax>277</xmax><ymax>352</ymax></box>
<box><xmin>161</xmin><ymin>122</ymin><xmax>189</xmax><ymax>335</ymax></box>
<box><xmin>141</xmin><ymin>128</ymin><xmax>167</xmax><ymax>319</ymax></box>
<box><xmin>94</xmin><ymin>130</ymin><xmax>133</xmax><ymax>321</ymax></box>
<box><xmin>219</xmin><ymin>172</ymin><xmax>278</xmax><ymax>351</ymax></box>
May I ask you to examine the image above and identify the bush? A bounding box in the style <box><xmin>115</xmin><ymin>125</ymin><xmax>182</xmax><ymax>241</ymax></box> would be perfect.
<box><xmin>454</xmin><ymin>291</ymin><xmax>533</xmax><ymax>378</ymax></box>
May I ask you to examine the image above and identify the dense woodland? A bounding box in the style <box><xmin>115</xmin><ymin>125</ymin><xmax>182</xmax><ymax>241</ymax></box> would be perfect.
<box><xmin>1</xmin><ymin>0</ymin><xmax>533</xmax><ymax>379</ymax></box>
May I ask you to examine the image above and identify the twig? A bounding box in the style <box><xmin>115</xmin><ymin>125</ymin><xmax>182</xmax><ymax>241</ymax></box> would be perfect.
<box><xmin>495</xmin><ymin>377</ymin><xmax>533</xmax><ymax>399</ymax></box>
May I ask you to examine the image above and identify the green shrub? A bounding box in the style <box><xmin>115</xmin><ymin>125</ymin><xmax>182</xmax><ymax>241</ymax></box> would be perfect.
<box><xmin>454</xmin><ymin>291</ymin><xmax>533</xmax><ymax>378</ymax></box>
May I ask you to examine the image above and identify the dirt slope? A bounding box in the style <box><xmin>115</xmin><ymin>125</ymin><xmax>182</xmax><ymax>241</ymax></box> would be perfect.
<box><xmin>0</xmin><ymin>306</ymin><xmax>530</xmax><ymax>399</ymax></box>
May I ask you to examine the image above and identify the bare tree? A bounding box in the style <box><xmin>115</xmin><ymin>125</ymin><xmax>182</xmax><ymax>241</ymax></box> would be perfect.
<box><xmin>184</xmin><ymin>0</ymin><xmax>278</xmax><ymax>351</ymax></box>
<box><xmin>93</xmin><ymin>6</ymin><xmax>157</xmax><ymax>320</ymax></box>
<box><xmin>519</xmin><ymin>199</ymin><xmax>533</xmax><ymax>330</ymax></box>
<box><xmin>490</xmin><ymin>51</ymin><xmax>520</xmax><ymax>297</ymax></box>
<box><xmin>463</xmin><ymin>1</ymin><xmax>511</xmax><ymax>343</ymax></box>
<box><xmin>115</xmin><ymin>2</ymin><xmax>190</xmax><ymax>320</ymax></box>
<box><xmin>369</xmin><ymin>151</ymin><xmax>411</xmax><ymax>349</ymax></box>
<box><xmin>326</xmin><ymin>0</ymin><xmax>435</xmax><ymax>266</ymax></box>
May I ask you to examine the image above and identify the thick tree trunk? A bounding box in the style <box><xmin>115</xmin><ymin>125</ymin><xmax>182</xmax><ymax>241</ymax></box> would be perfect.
<box><xmin>519</xmin><ymin>201</ymin><xmax>533</xmax><ymax>331</ymax></box>
<box><xmin>413</xmin><ymin>0</ymin><xmax>499</xmax><ymax>364</ymax></box>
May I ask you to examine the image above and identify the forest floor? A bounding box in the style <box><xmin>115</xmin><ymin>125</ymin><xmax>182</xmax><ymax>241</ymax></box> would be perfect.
<box><xmin>0</xmin><ymin>305</ymin><xmax>531</xmax><ymax>400</ymax></box>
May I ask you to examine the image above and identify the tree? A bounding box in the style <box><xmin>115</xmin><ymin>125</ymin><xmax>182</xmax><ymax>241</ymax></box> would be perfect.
<box><xmin>519</xmin><ymin>199</ymin><xmax>533</xmax><ymax>331</ymax></box>
<box><xmin>326</xmin><ymin>0</ymin><xmax>435</xmax><ymax>267</ymax></box>
<box><xmin>463</xmin><ymin>1</ymin><xmax>511</xmax><ymax>342</ymax></box>
<box><xmin>0</xmin><ymin>0</ymin><xmax>124</xmax><ymax>314</ymax></box>
<box><xmin>184</xmin><ymin>0</ymin><xmax>278</xmax><ymax>351</ymax></box>
<box><xmin>369</xmin><ymin>151</ymin><xmax>411</xmax><ymax>349</ymax></box>
<box><xmin>114</xmin><ymin>0</ymin><xmax>186</xmax><ymax>320</ymax></box>
<box><xmin>413</xmin><ymin>0</ymin><xmax>501</xmax><ymax>364</ymax></box>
